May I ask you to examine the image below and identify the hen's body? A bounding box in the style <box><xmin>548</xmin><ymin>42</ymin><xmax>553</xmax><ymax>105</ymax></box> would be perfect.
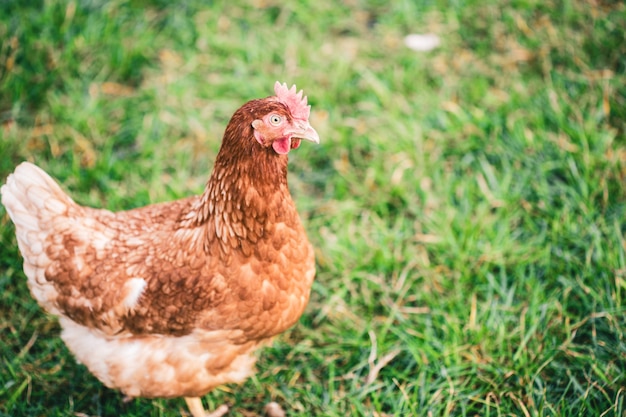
<box><xmin>1</xmin><ymin>83</ymin><xmax>318</xmax><ymax>415</ymax></box>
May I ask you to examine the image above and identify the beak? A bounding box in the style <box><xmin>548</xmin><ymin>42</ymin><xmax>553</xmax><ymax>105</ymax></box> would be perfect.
<box><xmin>292</xmin><ymin>122</ymin><xmax>320</xmax><ymax>144</ymax></box>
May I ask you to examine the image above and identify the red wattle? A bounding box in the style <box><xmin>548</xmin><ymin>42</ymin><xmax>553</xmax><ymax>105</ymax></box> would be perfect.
<box><xmin>272</xmin><ymin>137</ymin><xmax>291</xmax><ymax>154</ymax></box>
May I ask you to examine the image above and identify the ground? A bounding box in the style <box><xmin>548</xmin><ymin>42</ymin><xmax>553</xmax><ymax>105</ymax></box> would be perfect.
<box><xmin>1</xmin><ymin>0</ymin><xmax>626</xmax><ymax>416</ymax></box>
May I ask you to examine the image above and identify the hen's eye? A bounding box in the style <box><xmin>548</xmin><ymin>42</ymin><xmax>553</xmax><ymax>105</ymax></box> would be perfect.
<box><xmin>269</xmin><ymin>114</ymin><xmax>282</xmax><ymax>125</ymax></box>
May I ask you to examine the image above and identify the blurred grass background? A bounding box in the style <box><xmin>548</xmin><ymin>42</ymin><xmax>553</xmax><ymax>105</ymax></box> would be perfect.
<box><xmin>1</xmin><ymin>0</ymin><xmax>626</xmax><ymax>416</ymax></box>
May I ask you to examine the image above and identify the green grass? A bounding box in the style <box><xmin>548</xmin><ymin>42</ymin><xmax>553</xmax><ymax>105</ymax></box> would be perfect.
<box><xmin>1</xmin><ymin>0</ymin><xmax>626</xmax><ymax>416</ymax></box>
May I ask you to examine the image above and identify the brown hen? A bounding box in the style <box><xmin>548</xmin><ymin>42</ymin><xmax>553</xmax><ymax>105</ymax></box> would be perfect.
<box><xmin>1</xmin><ymin>82</ymin><xmax>319</xmax><ymax>417</ymax></box>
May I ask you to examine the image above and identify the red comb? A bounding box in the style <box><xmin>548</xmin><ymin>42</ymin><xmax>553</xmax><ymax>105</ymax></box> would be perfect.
<box><xmin>274</xmin><ymin>82</ymin><xmax>311</xmax><ymax>120</ymax></box>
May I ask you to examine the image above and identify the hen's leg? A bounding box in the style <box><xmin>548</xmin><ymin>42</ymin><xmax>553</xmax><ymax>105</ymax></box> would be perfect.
<box><xmin>184</xmin><ymin>397</ymin><xmax>229</xmax><ymax>417</ymax></box>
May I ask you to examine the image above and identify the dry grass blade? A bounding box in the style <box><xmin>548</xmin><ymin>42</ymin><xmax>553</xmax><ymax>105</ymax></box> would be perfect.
<box><xmin>366</xmin><ymin>330</ymin><xmax>401</xmax><ymax>386</ymax></box>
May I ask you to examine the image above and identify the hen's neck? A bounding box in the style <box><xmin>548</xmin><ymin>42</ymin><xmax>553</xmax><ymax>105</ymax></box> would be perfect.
<box><xmin>183</xmin><ymin>119</ymin><xmax>295</xmax><ymax>252</ymax></box>
<box><xmin>207</xmin><ymin>145</ymin><xmax>290</xmax><ymax>217</ymax></box>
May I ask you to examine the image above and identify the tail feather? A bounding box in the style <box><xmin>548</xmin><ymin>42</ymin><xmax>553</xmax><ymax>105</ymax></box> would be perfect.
<box><xmin>1</xmin><ymin>162</ymin><xmax>73</xmax><ymax>313</ymax></box>
<box><xmin>0</xmin><ymin>162</ymin><xmax>75</xmax><ymax>231</ymax></box>
<box><xmin>2</xmin><ymin>162</ymin><xmax>75</xmax><ymax>223</ymax></box>
<box><xmin>2</xmin><ymin>161</ymin><xmax>76</xmax><ymax>252</ymax></box>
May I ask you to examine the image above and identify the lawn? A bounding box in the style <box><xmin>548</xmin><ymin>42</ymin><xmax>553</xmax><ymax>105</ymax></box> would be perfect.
<box><xmin>1</xmin><ymin>0</ymin><xmax>626</xmax><ymax>416</ymax></box>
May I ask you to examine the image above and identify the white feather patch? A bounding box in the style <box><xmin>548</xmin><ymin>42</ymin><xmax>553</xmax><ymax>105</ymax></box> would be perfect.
<box><xmin>122</xmin><ymin>278</ymin><xmax>147</xmax><ymax>309</ymax></box>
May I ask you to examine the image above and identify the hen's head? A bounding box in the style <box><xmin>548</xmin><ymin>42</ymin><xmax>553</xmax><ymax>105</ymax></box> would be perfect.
<box><xmin>249</xmin><ymin>82</ymin><xmax>320</xmax><ymax>155</ymax></box>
